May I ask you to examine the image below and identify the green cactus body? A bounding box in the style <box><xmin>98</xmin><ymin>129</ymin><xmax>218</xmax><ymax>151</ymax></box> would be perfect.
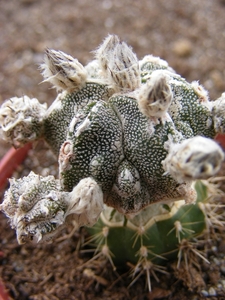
<box><xmin>0</xmin><ymin>35</ymin><xmax>225</xmax><ymax>291</ymax></box>
<box><xmin>87</xmin><ymin>181</ymin><xmax>206</xmax><ymax>267</ymax></box>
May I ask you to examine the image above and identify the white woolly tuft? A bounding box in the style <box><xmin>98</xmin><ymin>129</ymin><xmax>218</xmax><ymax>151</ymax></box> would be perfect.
<box><xmin>191</xmin><ymin>81</ymin><xmax>209</xmax><ymax>103</ymax></box>
<box><xmin>138</xmin><ymin>70</ymin><xmax>173</xmax><ymax>119</ymax></box>
<box><xmin>162</xmin><ymin>136</ymin><xmax>224</xmax><ymax>183</ymax></box>
<box><xmin>66</xmin><ymin>177</ymin><xmax>104</xmax><ymax>227</ymax></box>
<box><xmin>94</xmin><ymin>34</ymin><xmax>120</xmax><ymax>77</ymax></box>
<box><xmin>40</xmin><ymin>49</ymin><xmax>87</xmax><ymax>92</ymax></box>
<box><xmin>95</xmin><ymin>35</ymin><xmax>140</xmax><ymax>92</ymax></box>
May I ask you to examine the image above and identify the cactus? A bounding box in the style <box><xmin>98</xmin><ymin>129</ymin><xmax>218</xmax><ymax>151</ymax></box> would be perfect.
<box><xmin>0</xmin><ymin>35</ymin><xmax>225</xmax><ymax>291</ymax></box>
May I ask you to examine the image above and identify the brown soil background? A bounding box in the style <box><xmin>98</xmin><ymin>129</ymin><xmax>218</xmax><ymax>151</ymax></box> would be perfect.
<box><xmin>1</xmin><ymin>0</ymin><xmax>225</xmax><ymax>299</ymax></box>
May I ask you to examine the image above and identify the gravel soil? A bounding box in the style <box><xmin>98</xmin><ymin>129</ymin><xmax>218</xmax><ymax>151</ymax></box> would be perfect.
<box><xmin>1</xmin><ymin>0</ymin><xmax>225</xmax><ymax>299</ymax></box>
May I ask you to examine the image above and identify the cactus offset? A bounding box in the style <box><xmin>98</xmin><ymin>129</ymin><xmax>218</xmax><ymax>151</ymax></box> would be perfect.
<box><xmin>0</xmin><ymin>35</ymin><xmax>225</xmax><ymax>290</ymax></box>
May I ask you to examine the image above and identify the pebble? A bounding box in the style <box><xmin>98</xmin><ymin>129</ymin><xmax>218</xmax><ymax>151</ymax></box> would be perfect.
<box><xmin>213</xmin><ymin>257</ymin><xmax>220</xmax><ymax>265</ymax></box>
<box><xmin>211</xmin><ymin>246</ymin><xmax>218</xmax><ymax>253</ymax></box>
<box><xmin>217</xmin><ymin>283</ymin><xmax>222</xmax><ymax>289</ymax></box>
<box><xmin>213</xmin><ymin>257</ymin><xmax>221</xmax><ymax>266</ymax></box>
<box><xmin>208</xmin><ymin>287</ymin><xmax>217</xmax><ymax>296</ymax></box>
<box><xmin>172</xmin><ymin>39</ymin><xmax>192</xmax><ymax>57</ymax></box>
<box><xmin>201</xmin><ymin>290</ymin><xmax>208</xmax><ymax>297</ymax></box>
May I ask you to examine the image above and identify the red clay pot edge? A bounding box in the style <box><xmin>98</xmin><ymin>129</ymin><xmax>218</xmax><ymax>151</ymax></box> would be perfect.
<box><xmin>0</xmin><ymin>143</ymin><xmax>32</xmax><ymax>191</ymax></box>
<box><xmin>215</xmin><ymin>133</ymin><xmax>225</xmax><ymax>149</ymax></box>
<box><xmin>0</xmin><ymin>278</ymin><xmax>12</xmax><ymax>300</ymax></box>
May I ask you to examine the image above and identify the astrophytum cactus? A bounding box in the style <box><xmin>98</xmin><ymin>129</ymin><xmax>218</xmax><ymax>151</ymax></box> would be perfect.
<box><xmin>0</xmin><ymin>35</ymin><xmax>225</xmax><ymax>290</ymax></box>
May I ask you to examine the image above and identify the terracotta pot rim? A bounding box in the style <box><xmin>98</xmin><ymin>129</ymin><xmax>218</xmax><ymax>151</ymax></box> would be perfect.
<box><xmin>0</xmin><ymin>143</ymin><xmax>32</xmax><ymax>191</ymax></box>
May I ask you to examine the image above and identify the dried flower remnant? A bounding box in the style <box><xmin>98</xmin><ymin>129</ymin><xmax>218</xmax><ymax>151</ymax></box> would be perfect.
<box><xmin>95</xmin><ymin>34</ymin><xmax>120</xmax><ymax>77</ymax></box>
<box><xmin>96</xmin><ymin>35</ymin><xmax>140</xmax><ymax>91</ymax></box>
<box><xmin>162</xmin><ymin>136</ymin><xmax>224</xmax><ymax>183</ymax></box>
<box><xmin>40</xmin><ymin>49</ymin><xmax>87</xmax><ymax>92</ymax></box>
<box><xmin>138</xmin><ymin>70</ymin><xmax>173</xmax><ymax>119</ymax></box>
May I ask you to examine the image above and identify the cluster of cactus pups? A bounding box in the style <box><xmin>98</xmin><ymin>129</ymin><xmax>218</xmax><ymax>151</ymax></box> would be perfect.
<box><xmin>1</xmin><ymin>35</ymin><xmax>225</xmax><ymax>291</ymax></box>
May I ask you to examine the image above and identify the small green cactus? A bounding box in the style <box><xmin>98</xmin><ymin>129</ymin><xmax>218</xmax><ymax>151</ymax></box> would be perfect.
<box><xmin>0</xmin><ymin>35</ymin><xmax>225</xmax><ymax>291</ymax></box>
